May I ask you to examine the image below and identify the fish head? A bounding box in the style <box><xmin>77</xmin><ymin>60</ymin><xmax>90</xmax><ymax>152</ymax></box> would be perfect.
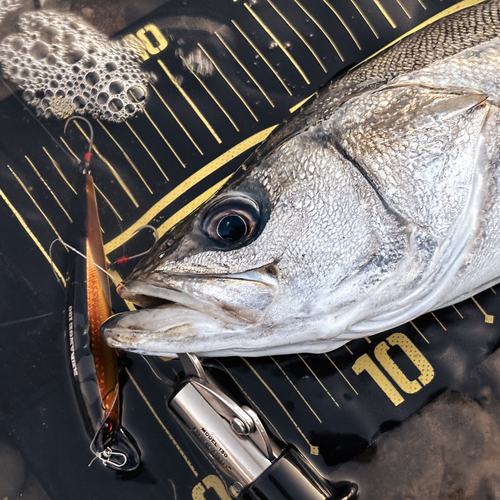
<box><xmin>102</xmin><ymin>2</ymin><xmax>500</xmax><ymax>357</ymax></box>
<box><xmin>102</xmin><ymin>126</ymin><xmax>405</xmax><ymax>357</ymax></box>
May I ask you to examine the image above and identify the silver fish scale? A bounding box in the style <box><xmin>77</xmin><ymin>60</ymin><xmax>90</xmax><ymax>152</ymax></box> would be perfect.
<box><xmin>102</xmin><ymin>0</ymin><xmax>500</xmax><ymax>356</ymax></box>
<box><xmin>332</xmin><ymin>86</ymin><xmax>487</xmax><ymax>238</ymax></box>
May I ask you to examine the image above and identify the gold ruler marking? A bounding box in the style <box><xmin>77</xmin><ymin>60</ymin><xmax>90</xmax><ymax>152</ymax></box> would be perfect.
<box><xmin>215</xmin><ymin>31</ymin><xmax>275</xmax><ymax>107</ymax></box>
<box><xmin>96</xmin><ymin>119</ymin><xmax>153</xmax><ymax>193</ymax></box>
<box><xmin>452</xmin><ymin>304</ymin><xmax>464</xmax><ymax>319</ymax></box>
<box><xmin>7</xmin><ymin>165</ymin><xmax>63</xmax><ymax>241</ymax></box>
<box><xmin>42</xmin><ymin>147</ymin><xmax>77</xmax><ymax>195</ymax></box>
<box><xmin>104</xmin><ymin>126</ymin><xmax>277</xmax><ymax>255</ymax></box>
<box><xmin>267</xmin><ymin>0</ymin><xmax>327</xmax><ymax>71</ymax></box>
<box><xmin>72</xmin><ymin>121</ymin><xmax>139</xmax><ymax>207</ymax></box>
<box><xmin>324</xmin><ymin>354</ymin><xmax>359</xmax><ymax>395</ymax></box>
<box><xmin>232</xmin><ymin>20</ymin><xmax>292</xmax><ymax>95</ymax></box>
<box><xmin>198</xmin><ymin>43</ymin><xmax>259</xmax><ymax>122</ymax></box>
<box><xmin>124</xmin><ymin>120</ymin><xmax>169</xmax><ymax>181</ymax></box>
<box><xmin>372</xmin><ymin>0</ymin><xmax>397</xmax><ymax>28</ymax></box>
<box><xmin>410</xmin><ymin>321</ymin><xmax>429</xmax><ymax>344</ymax></box>
<box><xmin>294</xmin><ymin>0</ymin><xmax>344</xmax><ymax>61</ymax></box>
<box><xmin>350</xmin><ymin>0</ymin><xmax>379</xmax><ymax>38</ymax></box>
<box><xmin>431</xmin><ymin>312</ymin><xmax>447</xmax><ymax>331</ymax></box>
<box><xmin>322</xmin><ymin>0</ymin><xmax>362</xmax><ymax>50</ymax></box>
<box><xmin>396</xmin><ymin>0</ymin><xmax>412</xmax><ymax>18</ymax></box>
<box><xmin>418</xmin><ymin>0</ymin><xmax>427</xmax><ymax>9</ymax></box>
<box><xmin>25</xmin><ymin>155</ymin><xmax>73</xmax><ymax>223</ymax></box>
<box><xmin>270</xmin><ymin>357</ymin><xmax>322</xmax><ymax>423</ymax></box>
<box><xmin>180</xmin><ymin>55</ymin><xmax>240</xmax><ymax>131</ymax></box>
<box><xmin>344</xmin><ymin>344</ymin><xmax>354</xmax><ymax>355</ymax></box>
<box><xmin>126</xmin><ymin>368</ymin><xmax>198</xmax><ymax>477</ymax></box>
<box><xmin>298</xmin><ymin>354</ymin><xmax>339</xmax><ymax>408</ymax></box>
<box><xmin>150</xmin><ymin>84</ymin><xmax>204</xmax><ymax>154</ymax></box>
<box><xmin>0</xmin><ymin>188</ymin><xmax>64</xmax><ymax>284</ymax></box>
<box><xmin>158</xmin><ymin>59</ymin><xmax>222</xmax><ymax>143</ymax></box>
<box><xmin>289</xmin><ymin>93</ymin><xmax>316</xmax><ymax>114</ymax></box>
<box><xmin>471</xmin><ymin>296</ymin><xmax>494</xmax><ymax>324</ymax></box>
<box><xmin>241</xmin><ymin>358</ymin><xmax>316</xmax><ymax>452</ymax></box>
<box><xmin>94</xmin><ymin>184</ymin><xmax>123</xmax><ymax>222</ymax></box>
<box><xmin>143</xmin><ymin>110</ymin><xmax>186</xmax><ymax>168</ymax></box>
<box><xmin>59</xmin><ymin>137</ymin><xmax>80</xmax><ymax>162</ymax></box>
<box><xmin>244</xmin><ymin>2</ymin><xmax>310</xmax><ymax>84</ymax></box>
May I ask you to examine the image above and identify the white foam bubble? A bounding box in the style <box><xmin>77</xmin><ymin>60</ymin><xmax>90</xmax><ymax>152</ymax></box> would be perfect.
<box><xmin>0</xmin><ymin>0</ymin><xmax>21</xmax><ymax>24</ymax></box>
<box><xmin>0</xmin><ymin>10</ymin><xmax>150</xmax><ymax>121</ymax></box>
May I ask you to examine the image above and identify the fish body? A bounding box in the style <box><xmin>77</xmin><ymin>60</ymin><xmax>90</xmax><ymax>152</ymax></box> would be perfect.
<box><xmin>103</xmin><ymin>1</ymin><xmax>500</xmax><ymax>357</ymax></box>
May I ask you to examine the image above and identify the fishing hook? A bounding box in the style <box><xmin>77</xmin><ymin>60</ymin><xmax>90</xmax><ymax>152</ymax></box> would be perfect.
<box><xmin>114</xmin><ymin>225</ymin><xmax>159</xmax><ymax>266</ymax></box>
<box><xmin>64</xmin><ymin>115</ymin><xmax>94</xmax><ymax>173</ymax></box>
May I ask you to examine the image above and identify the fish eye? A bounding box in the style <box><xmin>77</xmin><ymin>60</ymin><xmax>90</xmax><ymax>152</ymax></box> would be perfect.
<box><xmin>203</xmin><ymin>196</ymin><xmax>260</xmax><ymax>247</ymax></box>
<box><xmin>217</xmin><ymin>215</ymin><xmax>247</xmax><ymax>241</ymax></box>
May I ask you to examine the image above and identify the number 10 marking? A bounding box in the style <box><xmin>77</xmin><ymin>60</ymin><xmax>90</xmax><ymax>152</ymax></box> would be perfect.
<box><xmin>352</xmin><ymin>333</ymin><xmax>435</xmax><ymax>406</ymax></box>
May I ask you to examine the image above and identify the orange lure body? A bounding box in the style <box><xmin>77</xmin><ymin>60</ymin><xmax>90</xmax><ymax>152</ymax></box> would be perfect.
<box><xmin>85</xmin><ymin>174</ymin><xmax>120</xmax><ymax>437</ymax></box>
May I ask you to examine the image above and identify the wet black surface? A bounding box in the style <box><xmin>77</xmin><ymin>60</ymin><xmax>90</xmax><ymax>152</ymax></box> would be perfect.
<box><xmin>1</xmin><ymin>0</ymin><xmax>499</xmax><ymax>499</ymax></box>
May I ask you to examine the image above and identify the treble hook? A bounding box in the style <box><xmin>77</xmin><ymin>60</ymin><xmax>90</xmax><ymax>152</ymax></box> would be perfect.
<box><xmin>64</xmin><ymin>115</ymin><xmax>94</xmax><ymax>173</ymax></box>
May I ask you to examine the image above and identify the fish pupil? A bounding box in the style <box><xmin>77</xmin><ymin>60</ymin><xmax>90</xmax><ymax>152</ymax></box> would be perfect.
<box><xmin>217</xmin><ymin>215</ymin><xmax>247</xmax><ymax>241</ymax></box>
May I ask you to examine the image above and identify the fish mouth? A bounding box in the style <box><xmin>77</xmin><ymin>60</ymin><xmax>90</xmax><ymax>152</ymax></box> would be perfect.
<box><xmin>101</xmin><ymin>268</ymin><xmax>279</xmax><ymax>356</ymax></box>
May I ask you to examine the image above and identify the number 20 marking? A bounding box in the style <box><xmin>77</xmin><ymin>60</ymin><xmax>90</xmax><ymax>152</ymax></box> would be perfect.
<box><xmin>352</xmin><ymin>333</ymin><xmax>435</xmax><ymax>406</ymax></box>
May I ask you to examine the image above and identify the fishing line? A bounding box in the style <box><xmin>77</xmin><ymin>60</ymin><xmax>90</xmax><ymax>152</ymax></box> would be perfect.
<box><xmin>167</xmin><ymin>479</ymin><xmax>179</xmax><ymax>500</ymax></box>
<box><xmin>140</xmin><ymin>355</ymin><xmax>176</xmax><ymax>390</ymax></box>
<box><xmin>50</xmin><ymin>238</ymin><xmax>115</xmax><ymax>281</ymax></box>
<box><xmin>114</xmin><ymin>224</ymin><xmax>159</xmax><ymax>266</ymax></box>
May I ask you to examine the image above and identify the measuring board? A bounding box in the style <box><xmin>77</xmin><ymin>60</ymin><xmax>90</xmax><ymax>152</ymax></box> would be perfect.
<box><xmin>0</xmin><ymin>0</ymin><xmax>498</xmax><ymax>498</ymax></box>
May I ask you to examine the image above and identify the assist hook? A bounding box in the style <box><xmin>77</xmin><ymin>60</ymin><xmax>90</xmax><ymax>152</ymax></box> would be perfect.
<box><xmin>64</xmin><ymin>115</ymin><xmax>94</xmax><ymax>173</ymax></box>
